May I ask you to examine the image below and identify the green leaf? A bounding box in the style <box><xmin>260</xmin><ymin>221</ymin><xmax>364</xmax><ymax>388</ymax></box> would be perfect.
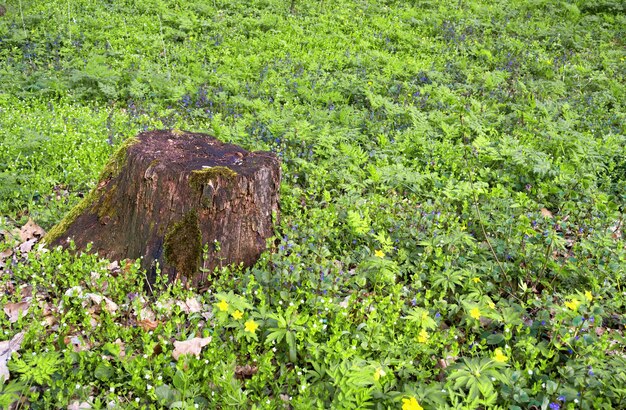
<box><xmin>94</xmin><ymin>363</ymin><xmax>113</xmax><ymax>381</ymax></box>
<box><xmin>486</xmin><ymin>333</ymin><xmax>505</xmax><ymax>345</ymax></box>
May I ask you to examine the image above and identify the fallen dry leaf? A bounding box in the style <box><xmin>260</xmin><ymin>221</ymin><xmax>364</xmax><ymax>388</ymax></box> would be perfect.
<box><xmin>138</xmin><ymin>318</ymin><xmax>160</xmax><ymax>331</ymax></box>
<box><xmin>65</xmin><ymin>335</ymin><xmax>91</xmax><ymax>352</ymax></box>
<box><xmin>19</xmin><ymin>219</ymin><xmax>45</xmax><ymax>242</ymax></box>
<box><xmin>177</xmin><ymin>297</ymin><xmax>203</xmax><ymax>314</ymax></box>
<box><xmin>0</xmin><ymin>248</ymin><xmax>13</xmax><ymax>267</ymax></box>
<box><xmin>138</xmin><ymin>307</ymin><xmax>156</xmax><ymax>321</ymax></box>
<box><xmin>235</xmin><ymin>364</ymin><xmax>258</xmax><ymax>380</ymax></box>
<box><xmin>67</xmin><ymin>401</ymin><xmax>92</xmax><ymax>410</ymax></box>
<box><xmin>0</xmin><ymin>331</ymin><xmax>25</xmax><ymax>381</ymax></box>
<box><xmin>18</xmin><ymin>238</ymin><xmax>37</xmax><ymax>254</ymax></box>
<box><xmin>85</xmin><ymin>293</ymin><xmax>119</xmax><ymax>313</ymax></box>
<box><xmin>172</xmin><ymin>337</ymin><xmax>212</xmax><ymax>360</ymax></box>
<box><xmin>4</xmin><ymin>301</ymin><xmax>30</xmax><ymax>323</ymax></box>
<box><xmin>540</xmin><ymin>208</ymin><xmax>553</xmax><ymax>218</ymax></box>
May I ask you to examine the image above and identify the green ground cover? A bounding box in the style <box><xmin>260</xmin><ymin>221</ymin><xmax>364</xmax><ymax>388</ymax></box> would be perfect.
<box><xmin>0</xmin><ymin>0</ymin><xmax>625</xmax><ymax>408</ymax></box>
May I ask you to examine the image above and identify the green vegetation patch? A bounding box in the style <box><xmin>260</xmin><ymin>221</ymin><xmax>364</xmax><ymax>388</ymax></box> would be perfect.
<box><xmin>1</xmin><ymin>0</ymin><xmax>625</xmax><ymax>408</ymax></box>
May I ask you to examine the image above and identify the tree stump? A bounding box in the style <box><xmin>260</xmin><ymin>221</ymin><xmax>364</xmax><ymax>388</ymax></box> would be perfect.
<box><xmin>44</xmin><ymin>130</ymin><xmax>281</xmax><ymax>287</ymax></box>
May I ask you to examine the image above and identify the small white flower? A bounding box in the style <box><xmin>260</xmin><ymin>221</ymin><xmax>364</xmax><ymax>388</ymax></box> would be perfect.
<box><xmin>542</xmin><ymin>383</ymin><xmax>546</xmax><ymax>388</ymax></box>
<box><xmin>158</xmin><ymin>376</ymin><xmax>162</xmax><ymax>381</ymax></box>
<box><xmin>147</xmin><ymin>384</ymin><xmax>152</xmax><ymax>390</ymax></box>
<box><xmin>76</xmin><ymin>384</ymin><xmax>81</xmax><ymax>389</ymax></box>
<box><xmin>145</xmin><ymin>374</ymin><xmax>151</xmax><ymax>379</ymax></box>
<box><xmin>297</xmin><ymin>371</ymin><xmax>302</xmax><ymax>376</ymax></box>
<box><xmin>528</xmin><ymin>370</ymin><xmax>533</xmax><ymax>375</ymax></box>
<box><xmin>143</xmin><ymin>354</ymin><xmax>148</xmax><ymax>359</ymax></box>
<box><xmin>441</xmin><ymin>389</ymin><xmax>446</xmax><ymax>393</ymax></box>
<box><xmin>574</xmin><ymin>399</ymin><xmax>579</xmax><ymax>404</ymax></box>
<box><xmin>194</xmin><ymin>404</ymin><xmax>199</xmax><ymax>409</ymax></box>
<box><xmin>110</xmin><ymin>387</ymin><xmax>115</xmax><ymax>393</ymax></box>
<box><xmin>205</xmin><ymin>359</ymin><xmax>209</xmax><ymax>364</ymax></box>
<box><xmin>272</xmin><ymin>347</ymin><xmax>277</xmax><ymax>352</ymax></box>
<box><xmin>279</xmin><ymin>301</ymin><xmax>283</xmax><ymax>305</ymax></box>
<box><xmin>266</xmin><ymin>400</ymin><xmax>271</xmax><ymax>404</ymax></box>
<box><xmin>135</xmin><ymin>398</ymin><xmax>140</xmax><ymax>402</ymax></box>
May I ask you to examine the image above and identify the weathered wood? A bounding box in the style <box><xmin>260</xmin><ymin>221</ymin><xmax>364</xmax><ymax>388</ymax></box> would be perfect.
<box><xmin>45</xmin><ymin>130</ymin><xmax>280</xmax><ymax>287</ymax></box>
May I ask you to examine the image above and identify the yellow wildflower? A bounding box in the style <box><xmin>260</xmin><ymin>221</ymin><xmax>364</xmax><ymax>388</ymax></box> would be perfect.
<box><xmin>493</xmin><ymin>348</ymin><xmax>508</xmax><ymax>363</ymax></box>
<box><xmin>488</xmin><ymin>301</ymin><xmax>496</xmax><ymax>309</ymax></box>
<box><xmin>417</xmin><ymin>329</ymin><xmax>429</xmax><ymax>343</ymax></box>
<box><xmin>470</xmin><ymin>307</ymin><xmax>481</xmax><ymax>320</ymax></box>
<box><xmin>217</xmin><ymin>300</ymin><xmax>229</xmax><ymax>312</ymax></box>
<box><xmin>472</xmin><ymin>277</ymin><xmax>481</xmax><ymax>283</ymax></box>
<box><xmin>232</xmin><ymin>310</ymin><xmax>243</xmax><ymax>320</ymax></box>
<box><xmin>402</xmin><ymin>396</ymin><xmax>424</xmax><ymax>410</ymax></box>
<box><xmin>374</xmin><ymin>250</ymin><xmax>385</xmax><ymax>258</ymax></box>
<box><xmin>244</xmin><ymin>319</ymin><xmax>259</xmax><ymax>334</ymax></box>
<box><xmin>374</xmin><ymin>367</ymin><xmax>386</xmax><ymax>381</ymax></box>
<box><xmin>565</xmin><ymin>299</ymin><xmax>580</xmax><ymax>311</ymax></box>
<box><xmin>584</xmin><ymin>291</ymin><xmax>593</xmax><ymax>302</ymax></box>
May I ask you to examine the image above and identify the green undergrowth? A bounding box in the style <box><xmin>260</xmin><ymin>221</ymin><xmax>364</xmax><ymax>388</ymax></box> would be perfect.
<box><xmin>1</xmin><ymin>0</ymin><xmax>625</xmax><ymax>408</ymax></box>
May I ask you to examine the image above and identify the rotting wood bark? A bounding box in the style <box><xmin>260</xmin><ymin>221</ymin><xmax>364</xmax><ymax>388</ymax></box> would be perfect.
<box><xmin>45</xmin><ymin>130</ymin><xmax>281</xmax><ymax>288</ymax></box>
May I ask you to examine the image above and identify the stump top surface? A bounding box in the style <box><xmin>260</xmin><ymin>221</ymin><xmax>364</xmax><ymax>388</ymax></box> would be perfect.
<box><xmin>131</xmin><ymin>130</ymin><xmax>276</xmax><ymax>176</ymax></box>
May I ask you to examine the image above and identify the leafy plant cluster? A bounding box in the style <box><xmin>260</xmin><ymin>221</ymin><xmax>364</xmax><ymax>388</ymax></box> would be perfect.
<box><xmin>0</xmin><ymin>0</ymin><xmax>625</xmax><ymax>408</ymax></box>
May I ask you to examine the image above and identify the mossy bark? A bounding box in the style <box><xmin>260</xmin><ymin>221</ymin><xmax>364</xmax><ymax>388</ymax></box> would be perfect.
<box><xmin>46</xmin><ymin>130</ymin><xmax>280</xmax><ymax>288</ymax></box>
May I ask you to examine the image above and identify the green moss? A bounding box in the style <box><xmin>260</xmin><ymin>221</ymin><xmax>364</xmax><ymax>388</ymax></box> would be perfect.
<box><xmin>96</xmin><ymin>185</ymin><xmax>118</xmax><ymax>219</ymax></box>
<box><xmin>43</xmin><ymin>189</ymin><xmax>98</xmax><ymax>245</ymax></box>
<box><xmin>163</xmin><ymin>210</ymin><xmax>202</xmax><ymax>279</ymax></box>
<box><xmin>189</xmin><ymin>166</ymin><xmax>237</xmax><ymax>190</ymax></box>
<box><xmin>43</xmin><ymin>138</ymin><xmax>139</xmax><ymax>245</ymax></box>
<box><xmin>98</xmin><ymin>137</ymin><xmax>139</xmax><ymax>181</ymax></box>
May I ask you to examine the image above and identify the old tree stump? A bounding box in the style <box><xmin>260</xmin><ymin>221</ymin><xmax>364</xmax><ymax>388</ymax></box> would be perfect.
<box><xmin>44</xmin><ymin>130</ymin><xmax>281</xmax><ymax>287</ymax></box>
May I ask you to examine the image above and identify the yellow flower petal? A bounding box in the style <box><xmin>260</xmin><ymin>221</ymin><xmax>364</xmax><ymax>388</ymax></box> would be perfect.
<box><xmin>402</xmin><ymin>396</ymin><xmax>424</xmax><ymax>410</ymax></box>
<box><xmin>472</xmin><ymin>277</ymin><xmax>481</xmax><ymax>283</ymax></box>
<box><xmin>244</xmin><ymin>319</ymin><xmax>259</xmax><ymax>333</ymax></box>
<box><xmin>470</xmin><ymin>307</ymin><xmax>481</xmax><ymax>320</ymax></box>
<box><xmin>374</xmin><ymin>250</ymin><xmax>385</xmax><ymax>258</ymax></box>
<box><xmin>417</xmin><ymin>329</ymin><xmax>429</xmax><ymax>344</ymax></box>
<box><xmin>488</xmin><ymin>301</ymin><xmax>496</xmax><ymax>309</ymax></box>
<box><xmin>565</xmin><ymin>299</ymin><xmax>580</xmax><ymax>311</ymax></box>
<box><xmin>493</xmin><ymin>348</ymin><xmax>508</xmax><ymax>363</ymax></box>
<box><xmin>374</xmin><ymin>367</ymin><xmax>386</xmax><ymax>381</ymax></box>
<box><xmin>217</xmin><ymin>300</ymin><xmax>229</xmax><ymax>312</ymax></box>
<box><xmin>232</xmin><ymin>310</ymin><xmax>243</xmax><ymax>320</ymax></box>
<box><xmin>584</xmin><ymin>291</ymin><xmax>593</xmax><ymax>302</ymax></box>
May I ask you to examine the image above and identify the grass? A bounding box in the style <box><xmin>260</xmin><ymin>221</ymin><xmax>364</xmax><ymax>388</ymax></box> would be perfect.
<box><xmin>0</xmin><ymin>0</ymin><xmax>625</xmax><ymax>408</ymax></box>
